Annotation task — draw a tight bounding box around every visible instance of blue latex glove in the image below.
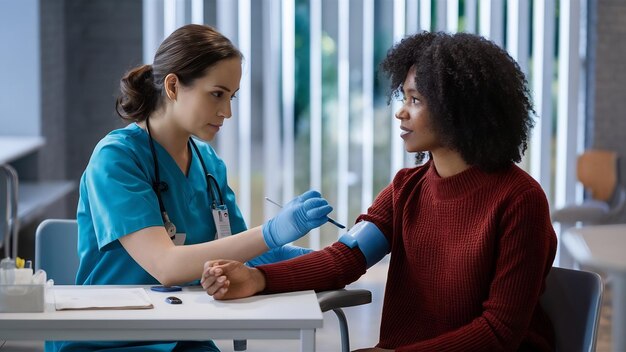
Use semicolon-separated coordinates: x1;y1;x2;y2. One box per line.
246;245;314;267
262;190;333;249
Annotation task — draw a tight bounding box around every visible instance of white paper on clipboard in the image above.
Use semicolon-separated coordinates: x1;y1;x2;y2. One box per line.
53;288;154;310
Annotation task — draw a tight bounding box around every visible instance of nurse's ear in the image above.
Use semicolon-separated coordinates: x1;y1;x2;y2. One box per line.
163;73;179;101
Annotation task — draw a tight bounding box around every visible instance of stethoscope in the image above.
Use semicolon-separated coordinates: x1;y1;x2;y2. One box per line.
145;117;224;238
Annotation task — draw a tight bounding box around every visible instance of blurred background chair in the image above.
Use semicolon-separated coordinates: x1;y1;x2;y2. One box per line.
552;150;626;267
0;164;19;259
35;219;372;351
540;266;603;352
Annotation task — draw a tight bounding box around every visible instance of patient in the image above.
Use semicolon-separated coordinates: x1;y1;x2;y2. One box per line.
201;32;558;352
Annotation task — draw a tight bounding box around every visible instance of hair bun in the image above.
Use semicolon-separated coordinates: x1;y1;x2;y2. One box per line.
115;64;159;122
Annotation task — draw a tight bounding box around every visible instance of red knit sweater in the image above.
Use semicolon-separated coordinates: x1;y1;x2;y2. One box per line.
258;161;557;351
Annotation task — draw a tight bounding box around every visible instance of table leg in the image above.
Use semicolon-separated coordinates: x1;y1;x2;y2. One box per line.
300;328;316;352
613;275;626;352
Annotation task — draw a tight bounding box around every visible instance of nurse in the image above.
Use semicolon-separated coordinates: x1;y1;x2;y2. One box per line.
47;24;333;352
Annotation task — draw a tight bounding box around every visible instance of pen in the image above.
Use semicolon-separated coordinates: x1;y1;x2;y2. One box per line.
264;197;346;229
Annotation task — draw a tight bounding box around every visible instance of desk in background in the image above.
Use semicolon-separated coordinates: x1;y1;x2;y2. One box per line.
0;136;75;261
0;136;75;225
564;225;626;352
0;285;323;352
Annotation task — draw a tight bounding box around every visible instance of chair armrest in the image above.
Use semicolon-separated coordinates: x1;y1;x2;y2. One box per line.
316;289;372;312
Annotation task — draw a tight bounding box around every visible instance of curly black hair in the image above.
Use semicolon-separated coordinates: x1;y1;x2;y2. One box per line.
379;31;535;172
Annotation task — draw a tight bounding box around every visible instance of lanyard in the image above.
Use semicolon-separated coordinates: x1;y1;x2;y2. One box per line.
145;118;230;240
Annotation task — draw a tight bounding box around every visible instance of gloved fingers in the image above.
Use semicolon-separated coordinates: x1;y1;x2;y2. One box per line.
301;197;329;211
284;189;319;207
306;216;330;229
296;189;322;202
290;198;330;225
305;203;333;219
278;245;314;260
281;244;310;251
285;190;324;210
281;244;314;254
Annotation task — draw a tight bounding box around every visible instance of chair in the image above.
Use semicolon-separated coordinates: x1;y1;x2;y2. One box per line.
0;164;19;259
35;219;372;351
317;288;372;352
552;150;626;223
551;150;626;267
540;266;603;352
35;219;80;284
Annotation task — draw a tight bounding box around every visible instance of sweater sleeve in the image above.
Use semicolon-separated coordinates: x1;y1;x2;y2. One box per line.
258;171;408;293
393;187;557;352
257;242;367;293
357;169;407;245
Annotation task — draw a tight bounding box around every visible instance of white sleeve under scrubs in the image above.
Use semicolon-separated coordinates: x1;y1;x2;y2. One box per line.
48;123;247;352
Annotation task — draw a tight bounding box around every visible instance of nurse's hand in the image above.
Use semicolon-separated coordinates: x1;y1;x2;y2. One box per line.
201;260;265;300
262;190;332;248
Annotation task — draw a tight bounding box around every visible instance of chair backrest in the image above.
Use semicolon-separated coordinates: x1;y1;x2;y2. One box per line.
577;150;618;202
540;266;603;352
35;219;80;285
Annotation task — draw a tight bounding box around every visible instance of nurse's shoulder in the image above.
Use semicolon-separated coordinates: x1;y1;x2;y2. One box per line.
89;124;147;163
82;123;153;183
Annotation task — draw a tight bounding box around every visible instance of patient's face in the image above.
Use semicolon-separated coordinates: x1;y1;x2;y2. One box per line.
394;67;440;153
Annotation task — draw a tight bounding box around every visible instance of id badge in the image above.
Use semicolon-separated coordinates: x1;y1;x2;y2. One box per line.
171;233;186;246
212;204;232;239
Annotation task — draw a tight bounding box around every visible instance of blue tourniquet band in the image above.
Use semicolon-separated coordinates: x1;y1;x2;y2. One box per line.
338;221;390;268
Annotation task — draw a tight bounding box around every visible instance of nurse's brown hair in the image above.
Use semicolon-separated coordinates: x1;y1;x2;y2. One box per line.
115;24;242;122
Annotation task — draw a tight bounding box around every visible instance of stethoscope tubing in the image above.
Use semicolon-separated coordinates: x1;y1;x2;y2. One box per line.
145;118;225;234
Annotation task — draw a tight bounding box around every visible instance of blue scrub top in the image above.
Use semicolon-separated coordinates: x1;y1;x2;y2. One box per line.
75;123;247;286
48;123;245;352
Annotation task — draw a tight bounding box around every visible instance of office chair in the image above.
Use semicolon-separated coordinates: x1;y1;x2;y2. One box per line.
540;266;603;352
551;150;626;267
35;219;372;351
0;164;19;259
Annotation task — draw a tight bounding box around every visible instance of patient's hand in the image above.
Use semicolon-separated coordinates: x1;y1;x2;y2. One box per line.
201;260;266;300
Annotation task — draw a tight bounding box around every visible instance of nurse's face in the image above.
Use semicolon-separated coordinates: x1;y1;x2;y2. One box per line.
171;57;242;141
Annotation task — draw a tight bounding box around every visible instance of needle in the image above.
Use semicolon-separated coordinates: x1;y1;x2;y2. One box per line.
264;197;346;229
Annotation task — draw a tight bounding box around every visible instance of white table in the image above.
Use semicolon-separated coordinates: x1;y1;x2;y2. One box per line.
563;225;626;352
0;285;323;352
